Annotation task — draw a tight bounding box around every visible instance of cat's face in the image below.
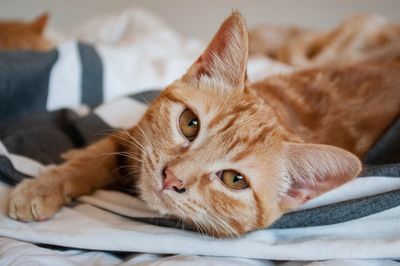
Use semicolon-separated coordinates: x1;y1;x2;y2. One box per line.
126;13;361;237
0;13;51;51
136;81;287;236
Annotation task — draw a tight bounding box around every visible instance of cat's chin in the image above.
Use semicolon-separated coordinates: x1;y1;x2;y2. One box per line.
141;190;168;214
139;180;177;216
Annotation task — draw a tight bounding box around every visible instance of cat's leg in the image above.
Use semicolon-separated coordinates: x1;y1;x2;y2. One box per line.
8;136;122;222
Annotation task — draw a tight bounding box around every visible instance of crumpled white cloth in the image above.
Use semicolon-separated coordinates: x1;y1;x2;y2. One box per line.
1;237;399;266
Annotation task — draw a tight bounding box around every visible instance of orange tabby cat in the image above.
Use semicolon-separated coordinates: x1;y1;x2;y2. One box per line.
8;13;400;237
0;13;52;51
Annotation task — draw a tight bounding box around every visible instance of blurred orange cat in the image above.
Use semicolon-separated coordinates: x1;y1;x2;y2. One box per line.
0;13;52;51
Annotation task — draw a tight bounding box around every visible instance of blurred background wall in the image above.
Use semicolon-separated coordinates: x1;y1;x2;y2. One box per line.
0;0;399;39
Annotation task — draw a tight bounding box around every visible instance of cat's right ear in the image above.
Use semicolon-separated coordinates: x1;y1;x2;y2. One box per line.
182;12;249;90
31;13;49;35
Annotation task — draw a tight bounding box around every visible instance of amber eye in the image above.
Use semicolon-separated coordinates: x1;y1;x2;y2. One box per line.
179;109;200;141
219;170;249;190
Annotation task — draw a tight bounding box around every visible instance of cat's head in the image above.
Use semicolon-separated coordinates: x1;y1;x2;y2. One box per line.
127;12;361;237
0;13;52;51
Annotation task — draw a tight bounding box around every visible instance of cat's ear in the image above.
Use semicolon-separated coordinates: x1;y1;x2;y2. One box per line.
279;142;362;211
31;13;49;35
183;12;249;89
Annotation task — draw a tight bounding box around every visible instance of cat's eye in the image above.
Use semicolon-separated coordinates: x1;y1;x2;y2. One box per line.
218;170;249;190
179;109;200;141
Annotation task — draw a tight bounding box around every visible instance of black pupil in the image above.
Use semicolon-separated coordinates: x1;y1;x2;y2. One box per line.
188;119;198;127
233;174;242;183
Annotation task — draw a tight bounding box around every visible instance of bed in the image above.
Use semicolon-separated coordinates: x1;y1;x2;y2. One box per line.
1;8;400;265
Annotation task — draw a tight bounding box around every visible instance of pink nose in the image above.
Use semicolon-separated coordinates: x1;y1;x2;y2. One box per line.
163;167;186;193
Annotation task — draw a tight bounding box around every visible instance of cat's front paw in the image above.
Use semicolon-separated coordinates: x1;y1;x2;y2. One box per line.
8;179;67;222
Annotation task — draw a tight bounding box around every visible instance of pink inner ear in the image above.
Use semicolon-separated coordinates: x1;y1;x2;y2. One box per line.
279;142;362;212
282;177;333;210
200;27;230;65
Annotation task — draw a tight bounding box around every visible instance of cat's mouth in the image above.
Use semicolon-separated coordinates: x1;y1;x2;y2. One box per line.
149;188;181;217
139;156;184;215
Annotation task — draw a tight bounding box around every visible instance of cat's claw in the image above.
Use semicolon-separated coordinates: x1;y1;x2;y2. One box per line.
8;179;66;222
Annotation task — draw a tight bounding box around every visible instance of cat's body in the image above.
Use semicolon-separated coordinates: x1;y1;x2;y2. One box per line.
253;63;400;157
8;13;400;237
0;13;52;51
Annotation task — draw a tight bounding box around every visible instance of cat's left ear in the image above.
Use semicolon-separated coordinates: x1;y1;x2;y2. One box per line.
279;142;362;212
31;13;49;35
183;12;249;89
